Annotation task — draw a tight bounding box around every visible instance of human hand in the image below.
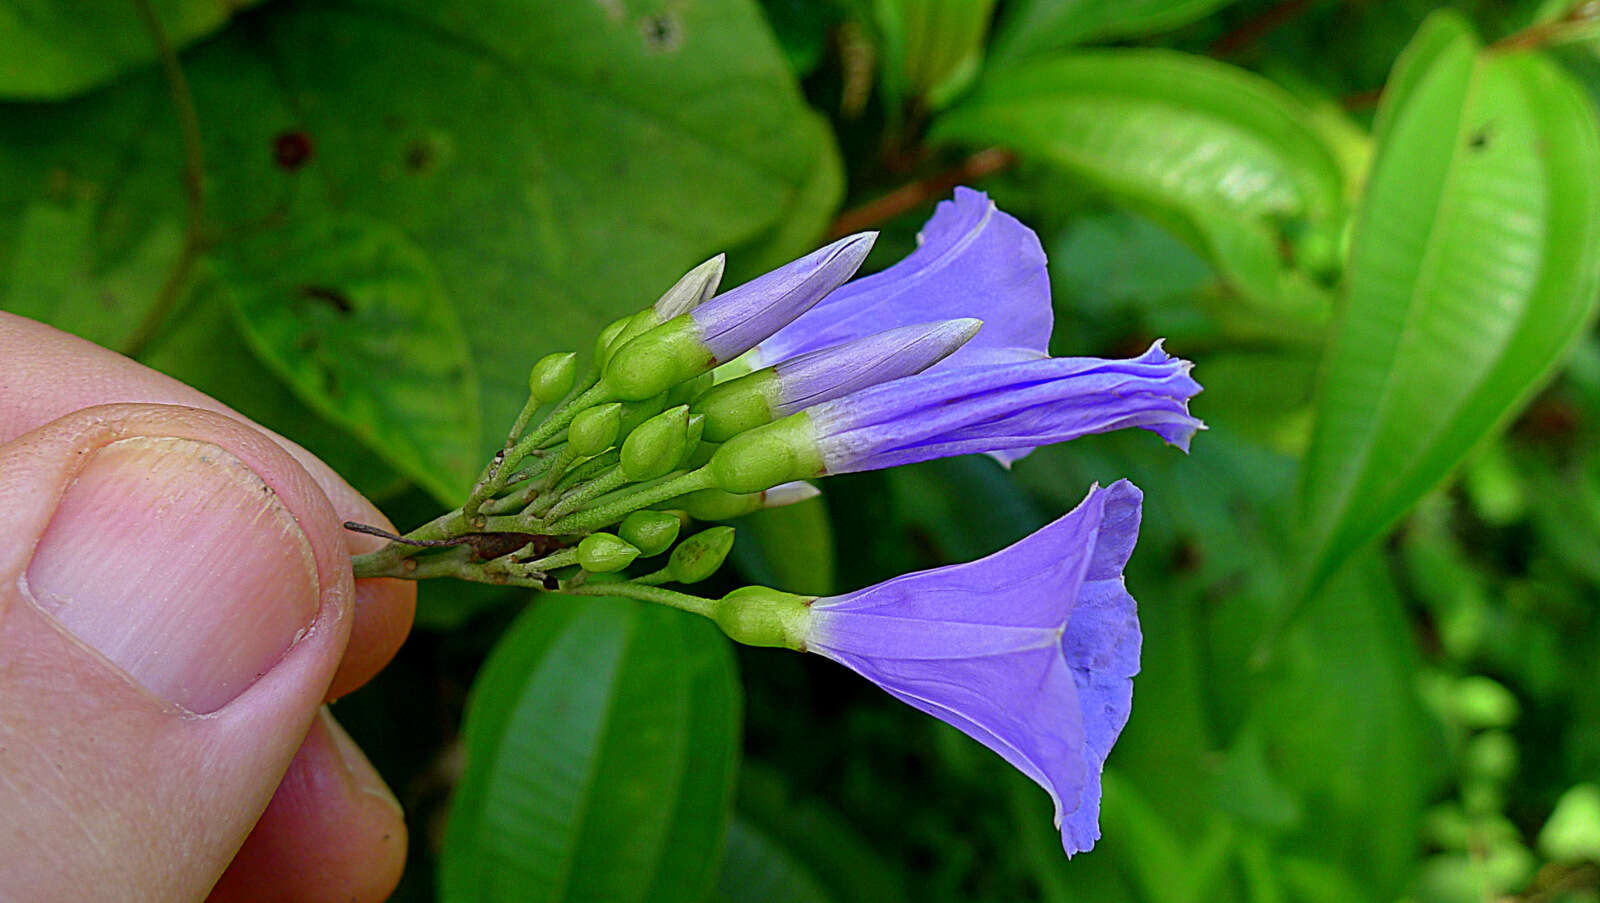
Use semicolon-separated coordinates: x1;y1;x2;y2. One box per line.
0;312;416;901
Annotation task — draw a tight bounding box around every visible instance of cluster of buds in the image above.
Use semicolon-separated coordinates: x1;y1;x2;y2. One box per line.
350;189;1203;855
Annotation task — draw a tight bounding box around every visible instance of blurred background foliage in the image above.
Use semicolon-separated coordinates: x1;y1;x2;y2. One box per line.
6;0;1600;900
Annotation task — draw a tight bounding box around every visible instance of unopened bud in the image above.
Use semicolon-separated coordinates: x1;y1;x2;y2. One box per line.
678;488;761;521
654;254;726;320
680;413;706;467
528;352;578;403
568;402;623;457
713;586;811;650
694;369;779;442
595;314;633;364
762;481;820;508
576;533;640;573
602;316;713;401
621;405;690;482
705;413;823;494
618;510;681;557
668;526;736;583
665;370;715;408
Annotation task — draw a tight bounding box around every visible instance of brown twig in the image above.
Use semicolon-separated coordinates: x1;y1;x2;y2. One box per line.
1492;0;1600;51
1209;0;1320;58
124;0;209;359
827;147;1015;238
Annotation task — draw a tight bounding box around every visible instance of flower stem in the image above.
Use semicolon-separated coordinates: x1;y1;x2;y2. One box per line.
559;581;715;618
543;468;714;535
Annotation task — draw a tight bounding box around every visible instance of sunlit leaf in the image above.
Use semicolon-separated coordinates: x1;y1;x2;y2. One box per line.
935;50;1345;317
0;0;264;99
990;0;1243;64
1298;11;1600;597
442;595;741;903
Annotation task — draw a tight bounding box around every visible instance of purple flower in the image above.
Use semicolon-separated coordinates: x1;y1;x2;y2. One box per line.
807;341;1202;475
805;480;1144;855
770;319;982;415
751;187;1053;370
693;232;877;364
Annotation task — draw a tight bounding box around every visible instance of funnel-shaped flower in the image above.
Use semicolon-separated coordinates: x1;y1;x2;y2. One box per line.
751;187;1052;370
806;480;1143;855
703;341;1201;493
808;342;1201;474
604;232;876;401
695;318;982;442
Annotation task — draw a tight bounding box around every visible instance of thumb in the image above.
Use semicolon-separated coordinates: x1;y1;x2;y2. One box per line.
0;404;355;901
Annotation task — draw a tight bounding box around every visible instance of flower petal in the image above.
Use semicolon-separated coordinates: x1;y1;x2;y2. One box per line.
754;188;1052;369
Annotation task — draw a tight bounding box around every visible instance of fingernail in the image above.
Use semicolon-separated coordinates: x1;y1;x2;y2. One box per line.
320;707;404;817
24;436;319;713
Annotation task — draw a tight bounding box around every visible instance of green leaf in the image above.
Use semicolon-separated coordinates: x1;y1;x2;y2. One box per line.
218;213;480;502
734;763;909;903
730;495;837;595
2;0;842;497
991;0;1244;64
875;0;1000;110
0;192;177;349
1297;11;1600;597
1249;555;1437;896
934;50;1346;317
712;818;838;903
442;595;741;903
0;0;264;99
138;275;407;502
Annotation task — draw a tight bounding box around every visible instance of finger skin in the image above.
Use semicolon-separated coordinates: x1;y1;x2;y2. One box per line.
1;312;415;900
0;405;355;900
0;311;414;699
207;708;407;903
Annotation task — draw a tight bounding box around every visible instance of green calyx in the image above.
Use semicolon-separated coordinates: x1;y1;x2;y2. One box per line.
618;510;682;557
705;413;823;494
576;533;640;573
713;586;812;650
568;402;623;457
693;368;779;442
667;526;736;583
622;405;691;481
527;351;578;403
677;487;763;521
601;315;714;401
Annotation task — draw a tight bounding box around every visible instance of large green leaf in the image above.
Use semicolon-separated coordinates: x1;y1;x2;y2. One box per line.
218;214;479;502
712;818;837;903
1297;11;1600;597
990;0;1243;64
934;50;1345;317
0;0;264;99
1;0;842;502
441;595;741;903
875;0;999;110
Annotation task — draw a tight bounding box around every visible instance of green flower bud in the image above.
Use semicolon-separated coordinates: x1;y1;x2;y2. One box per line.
667;526;736;583
568;402;623;457
595;314;633;364
576;533;640;573
603;309;661;367
621;405;690;482
693;369;779;442
664;370;715;408
618;392;669;437
618;510;681;557
602;316;713;401
679;412;706;467
705;413;823;494
713;586;811;650
527;351;578;403
678;488;762;521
